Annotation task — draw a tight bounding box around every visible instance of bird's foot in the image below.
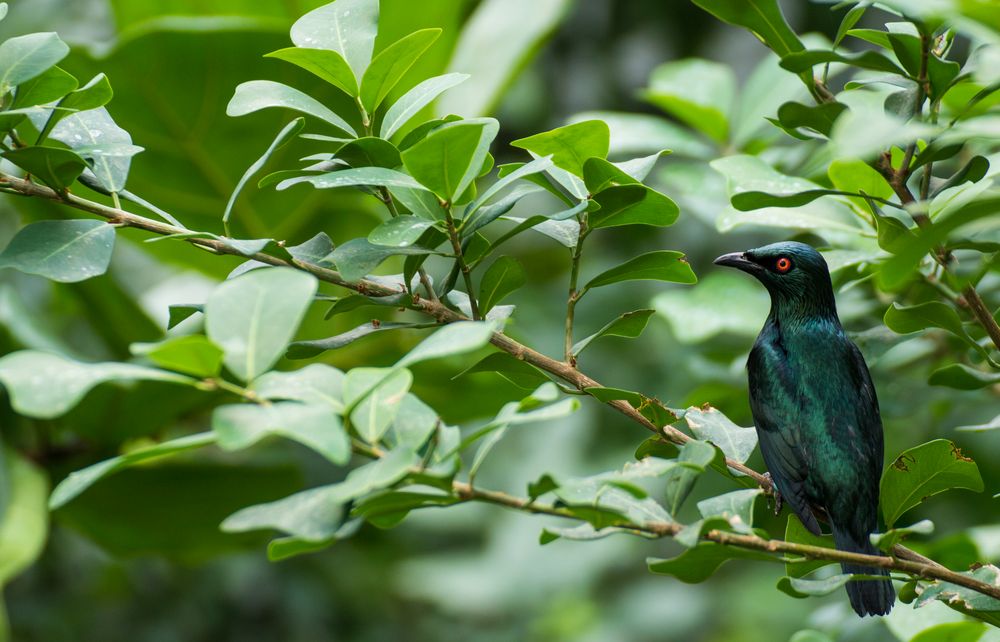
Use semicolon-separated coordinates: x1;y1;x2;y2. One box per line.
762;472;783;515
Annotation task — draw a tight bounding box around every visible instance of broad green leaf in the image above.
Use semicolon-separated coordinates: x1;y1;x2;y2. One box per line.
928;364;1000;390
0;32;69;90
582;156;639;193
368;216;435;247
572;309;655;357
832;90;936;161
336;137;401;169
131;335;224;378
653;271;769;344
389;394;440;451
589;184;679;228
884;302;979;349
205;267;318;382
780;49;906;76
397;321;494;368
359;28;441;112
288;322;432;359
278;166;423;192
0;220;114;283
264;47;358;96
691;0;804;58
458;352;549;390
465;155;553;221
0;350;193;419
252;364;345;413
330;237;435;281
511;120;609;178
224;117;305;227
789;631;834;642
777;573;892;599
914;564;1000;615
213;402;349;464
35;73;113;143
664;440;718;515
642;58;735;142
379;72;469;139
48;433;216;509
697;488;762;530
12;65;77;109
880;439;984;528
584;251;697;290
571;110;713;158
227;80;357;137
1;146;87;190
684;405;758;465
351;369;413;444
290;0;379;79
478;256;526;314
0;450;48;586
168;304;202;330
828;157;895;204
648;542;776;583
435;0;573;117
774;100;847;137
871;519;934;551
222;448;419;541
401;118;498;202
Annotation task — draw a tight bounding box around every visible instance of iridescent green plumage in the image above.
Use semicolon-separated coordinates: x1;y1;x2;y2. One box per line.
715;241;894;617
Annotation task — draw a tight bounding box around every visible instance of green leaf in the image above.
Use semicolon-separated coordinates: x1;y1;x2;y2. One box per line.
290;0;379;79
0;219;114;283
664;440;718;514
653;271;769;344
697;488;762;530
213;401;349;465
352;490;458;528
49;433;215;509
224;117;305;228
691;0;804;58
457;352;549;390
648;542;776;583
584;251;696;290
478;256;526;314
870;519;934;551
168;304;202;330
884;302;980;350
397;321;494;368
434;0;573;117
330;237;434;281
222;448;418;541
35;73;114;143
780;49;907;76
350;369;413;444
880;439;984;528
379;73;469;139
828;157;895;204
0;450;48;585
572;309;654;357
1;145;87;190
684;405;758;466
774;100;847;137
336;137;401;169
401;118;498;202
251;364;345;413
928;364;1000;390
359;28;441;112
227;80;357;137
465;155;553;222
784;514;835;578
914;564;1000;615
12;65;77;109
367;216;435;247
511;120;609;178
264;47;358;96
288;322;431;360
389;394;440;451
0;32;69;90
131;335;224;378
589;184;679;228
642;58;735;143
777;573;893;599
205;267;318;382
278;166;423;192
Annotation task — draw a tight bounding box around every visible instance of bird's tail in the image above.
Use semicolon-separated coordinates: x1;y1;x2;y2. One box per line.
832;525;895;616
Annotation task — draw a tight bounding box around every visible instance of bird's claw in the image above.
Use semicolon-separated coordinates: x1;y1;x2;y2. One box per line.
763;472;783;515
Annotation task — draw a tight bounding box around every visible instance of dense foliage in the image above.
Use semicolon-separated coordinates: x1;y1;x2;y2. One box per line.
0;0;999;640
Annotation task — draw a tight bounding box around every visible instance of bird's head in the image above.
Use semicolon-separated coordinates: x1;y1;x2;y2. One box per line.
714;241;837;319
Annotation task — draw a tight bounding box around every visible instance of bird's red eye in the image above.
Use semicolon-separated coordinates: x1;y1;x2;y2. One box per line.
775;257;792;273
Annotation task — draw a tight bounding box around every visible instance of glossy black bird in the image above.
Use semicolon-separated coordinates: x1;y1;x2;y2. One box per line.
714;241;894;617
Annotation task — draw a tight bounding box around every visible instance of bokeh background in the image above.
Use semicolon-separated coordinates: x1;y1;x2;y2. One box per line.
1;1;997;641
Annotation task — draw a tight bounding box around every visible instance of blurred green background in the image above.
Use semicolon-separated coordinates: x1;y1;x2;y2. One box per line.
1;1;997;641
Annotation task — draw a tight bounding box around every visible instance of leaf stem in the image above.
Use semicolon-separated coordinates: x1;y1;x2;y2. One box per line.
443;204;480;319
378;186;438;301
564;217;588;365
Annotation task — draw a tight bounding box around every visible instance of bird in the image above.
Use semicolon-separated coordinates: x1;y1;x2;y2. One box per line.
714;241;894;617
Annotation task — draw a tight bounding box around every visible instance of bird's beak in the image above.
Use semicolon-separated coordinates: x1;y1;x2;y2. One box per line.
713;252;758;272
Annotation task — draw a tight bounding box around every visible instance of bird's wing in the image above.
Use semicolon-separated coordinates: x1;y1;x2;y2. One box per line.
747;343;823;536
